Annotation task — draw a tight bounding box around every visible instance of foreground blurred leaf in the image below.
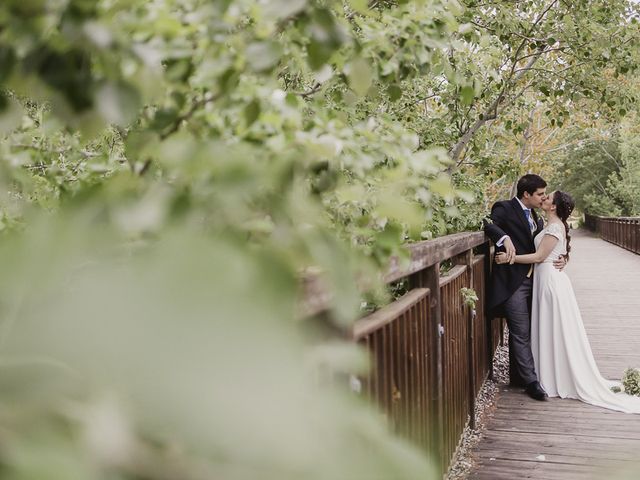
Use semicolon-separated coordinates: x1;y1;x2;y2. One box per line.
96;81;141;127
0;216;436;479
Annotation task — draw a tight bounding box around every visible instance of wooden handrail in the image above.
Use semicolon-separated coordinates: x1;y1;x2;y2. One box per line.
588;215;640;221
352;288;430;340
439;264;468;287
384;232;486;283
584;213;640;255
300;232;488;317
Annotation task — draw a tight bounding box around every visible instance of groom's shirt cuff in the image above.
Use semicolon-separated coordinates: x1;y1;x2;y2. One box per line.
496;235;509;247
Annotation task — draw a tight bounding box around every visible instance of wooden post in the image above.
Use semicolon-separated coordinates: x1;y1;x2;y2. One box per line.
454;249;477;429
410;264;444;475
479;241;495;379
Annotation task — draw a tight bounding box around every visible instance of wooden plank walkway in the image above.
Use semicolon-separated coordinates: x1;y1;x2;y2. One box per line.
468;228;640;480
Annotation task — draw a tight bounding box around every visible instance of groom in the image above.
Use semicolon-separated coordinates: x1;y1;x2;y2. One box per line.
484;174;564;401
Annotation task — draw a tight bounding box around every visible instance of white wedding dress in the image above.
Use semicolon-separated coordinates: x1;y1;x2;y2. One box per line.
531;222;640;413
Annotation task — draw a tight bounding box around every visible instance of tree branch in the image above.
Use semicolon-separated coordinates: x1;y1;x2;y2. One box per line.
11;143;102;158
160;93;217;140
519;107;536;165
297;82;322;99
448;51;543;165
514;46;567;63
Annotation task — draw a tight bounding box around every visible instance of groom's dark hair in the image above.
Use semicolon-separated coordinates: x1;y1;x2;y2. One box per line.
516;174;547;198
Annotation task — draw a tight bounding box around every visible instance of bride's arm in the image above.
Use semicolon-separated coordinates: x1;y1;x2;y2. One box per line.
496;235;559;265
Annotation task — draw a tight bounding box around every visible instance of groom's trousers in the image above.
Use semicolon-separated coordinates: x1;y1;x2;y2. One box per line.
502;277;537;385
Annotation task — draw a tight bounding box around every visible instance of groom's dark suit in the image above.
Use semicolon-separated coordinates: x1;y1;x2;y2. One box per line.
484;197;544;385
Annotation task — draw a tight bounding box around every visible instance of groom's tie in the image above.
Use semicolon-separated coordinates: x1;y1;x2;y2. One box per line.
524;208;535;278
524;208;536;233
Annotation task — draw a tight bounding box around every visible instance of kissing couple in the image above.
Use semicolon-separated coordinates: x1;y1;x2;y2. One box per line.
484;174;640;413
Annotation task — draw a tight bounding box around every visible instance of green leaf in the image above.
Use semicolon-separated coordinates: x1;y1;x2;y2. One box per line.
244;100;261;126
460;86;475;105
307;40;330;70
376;221;403;249
246;41;282;72
429;175;454;199
0;46;16;84
125;130;159;162
387;84;402;101
262;0;307;21
306;8;344;70
376;194;423;228
347;0;369;14
96;81;141;127
347;57;373;97
164;58;193;82
150;108;178;131
0;94;23;134
218;68;240;95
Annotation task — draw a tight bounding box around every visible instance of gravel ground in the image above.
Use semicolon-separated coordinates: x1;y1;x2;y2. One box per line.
445;329;510;480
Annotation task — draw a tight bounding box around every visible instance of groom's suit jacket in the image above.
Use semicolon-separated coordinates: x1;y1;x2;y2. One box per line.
484;197;544;314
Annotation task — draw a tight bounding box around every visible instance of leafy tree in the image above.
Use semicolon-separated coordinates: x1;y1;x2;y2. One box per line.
608;116;640;215
444;0;640;166
553;135;623;215
550;74;640;216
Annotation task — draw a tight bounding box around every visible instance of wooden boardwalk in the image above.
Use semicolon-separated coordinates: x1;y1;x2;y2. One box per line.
468;228;640;480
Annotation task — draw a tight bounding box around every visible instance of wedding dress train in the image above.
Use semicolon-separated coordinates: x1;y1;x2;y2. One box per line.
531;222;640;413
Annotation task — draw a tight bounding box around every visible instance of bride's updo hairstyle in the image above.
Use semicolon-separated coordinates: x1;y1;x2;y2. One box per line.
553;190;575;260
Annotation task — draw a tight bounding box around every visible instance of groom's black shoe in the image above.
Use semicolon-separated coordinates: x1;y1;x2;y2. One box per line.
525;381;548;401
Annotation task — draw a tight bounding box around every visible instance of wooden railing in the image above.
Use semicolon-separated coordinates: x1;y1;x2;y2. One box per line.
584;213;640;255
350;232;502;475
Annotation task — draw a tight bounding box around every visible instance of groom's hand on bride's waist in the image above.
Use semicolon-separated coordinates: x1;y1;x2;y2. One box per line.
553;255;567;271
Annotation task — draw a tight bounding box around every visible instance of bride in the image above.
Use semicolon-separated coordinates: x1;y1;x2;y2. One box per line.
496;191;640;414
